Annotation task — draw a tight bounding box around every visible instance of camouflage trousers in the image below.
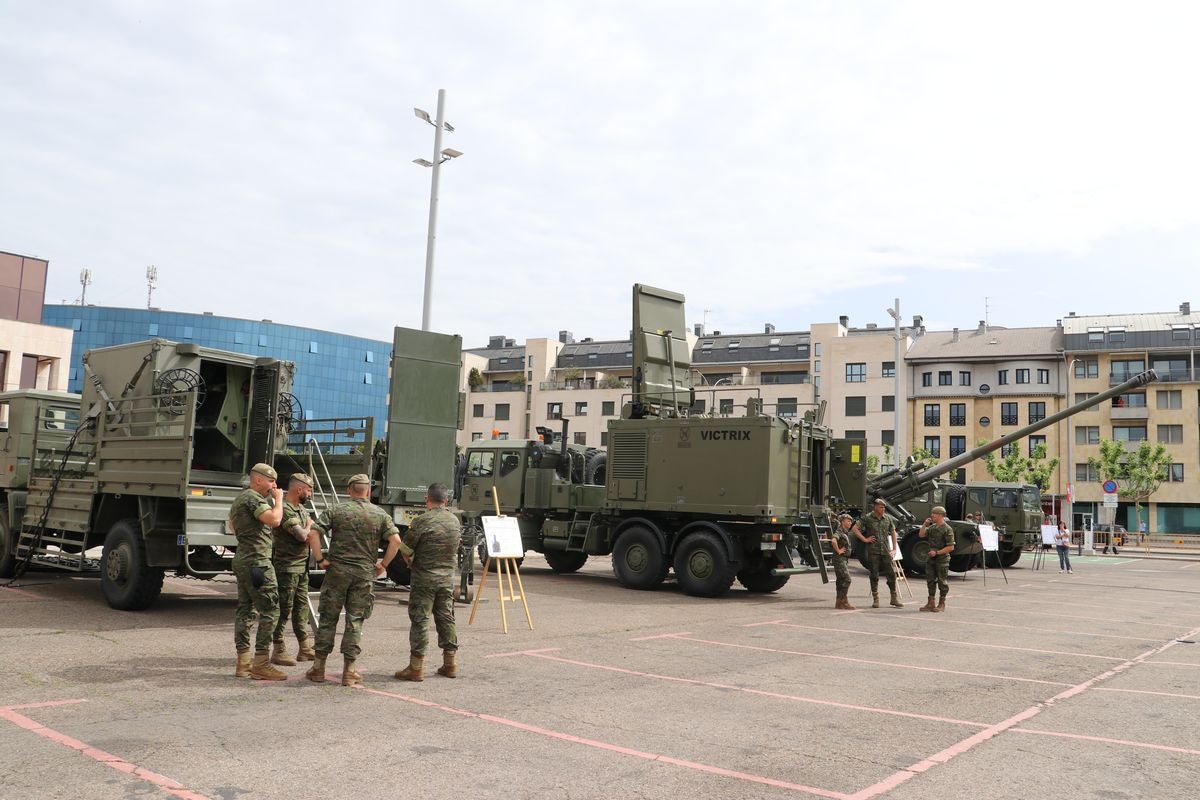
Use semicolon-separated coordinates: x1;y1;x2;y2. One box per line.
832;557;851;594
313;568;375;660
408;579;457;658
233;560;279;653
926;557;950;597
866;548;898;593
272;568;311;643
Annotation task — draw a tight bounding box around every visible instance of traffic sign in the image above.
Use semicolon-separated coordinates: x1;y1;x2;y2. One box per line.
1102;479;1118;494
1103;493;1118;508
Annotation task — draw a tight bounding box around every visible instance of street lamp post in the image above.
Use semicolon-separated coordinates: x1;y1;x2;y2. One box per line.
412;90;463;332
886;299;904;467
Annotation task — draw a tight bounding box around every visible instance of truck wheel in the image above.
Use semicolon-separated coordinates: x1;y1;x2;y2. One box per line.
948;553;975;573
585;452;607;485
945;485;967;520
736;559;790;593
673;531;738;597
899;535;928;578
101;519;165;610
999;549;1022;568
611;526;668;589
0;504;16;578
544;550;588;574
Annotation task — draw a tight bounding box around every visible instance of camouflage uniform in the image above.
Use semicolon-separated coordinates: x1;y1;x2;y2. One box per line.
857;512;899;594
229;488;280;653
923;521;956;598
403;507;461;657
272;501;312;644
831;528;852;596
312;497;403;660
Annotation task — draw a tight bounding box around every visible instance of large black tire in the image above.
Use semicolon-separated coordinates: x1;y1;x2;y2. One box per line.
944;485;967;520
899;534;928;577
984;551;1002;569
0;504;16;579
999;548;1022;568
611;525;669;589
673;530;739;598
736;556;790;593
477;539;523;571
948;553;976;573
543;550;589;574
100;519;165;610
584;452;607;486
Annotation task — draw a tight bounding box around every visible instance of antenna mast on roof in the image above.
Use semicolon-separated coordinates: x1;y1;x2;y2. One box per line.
146;265;158;309
984;296;991;334
79;269;92;305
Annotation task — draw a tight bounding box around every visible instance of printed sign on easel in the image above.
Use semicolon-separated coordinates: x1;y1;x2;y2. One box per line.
979;524;999;552
482;515;524;559
468;515;534;633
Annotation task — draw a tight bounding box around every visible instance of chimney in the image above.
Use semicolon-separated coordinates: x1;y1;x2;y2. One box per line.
952;328;960;343
694;323;703;336
504;338;515;348
838;315;849;328
866;323;877;329
558;330;574;344
912;314;923;328
713;330;721;336
977;320;986;333
488;335;505;349
1068;311;1076;317
1182;302;1191;315
764;323;775;334
1055;319;1062;328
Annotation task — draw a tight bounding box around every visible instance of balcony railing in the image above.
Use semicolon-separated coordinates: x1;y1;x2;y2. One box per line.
1000;415;1019;425
949;415;967;426
923;415;940;426
469;384;525;393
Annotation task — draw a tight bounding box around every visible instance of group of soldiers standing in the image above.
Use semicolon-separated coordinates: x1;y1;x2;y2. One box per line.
828;498;956;613
227;463;461;686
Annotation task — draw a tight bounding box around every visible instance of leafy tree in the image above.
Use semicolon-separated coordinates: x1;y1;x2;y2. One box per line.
510;374;526;387
467;367;484;389
1087;439;1172;521
599;374;626;389
867;454;880;473
979;439;1059;490
909;445;939;467
1023;442;1060;492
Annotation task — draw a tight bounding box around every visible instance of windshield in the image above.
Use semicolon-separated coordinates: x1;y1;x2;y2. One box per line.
992;489;1017;509
1020;487;1041;512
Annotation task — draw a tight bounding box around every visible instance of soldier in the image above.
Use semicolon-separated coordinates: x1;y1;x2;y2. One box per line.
228;463;286;680
305;474;405;687
851;498;904;609
270;473;318;666
395;482;461;682
831;513;856;610
918;505;956;612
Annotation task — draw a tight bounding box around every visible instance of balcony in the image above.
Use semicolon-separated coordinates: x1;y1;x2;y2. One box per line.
1153;368;1195;383
949;415;967;426
470;384;525;393
1110;405;1149;420
1000;415;1018;426
923;415;940;426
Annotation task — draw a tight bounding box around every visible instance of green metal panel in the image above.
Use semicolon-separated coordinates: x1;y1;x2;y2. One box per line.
631;284;692;414
385;327;463;500
827;438;868;507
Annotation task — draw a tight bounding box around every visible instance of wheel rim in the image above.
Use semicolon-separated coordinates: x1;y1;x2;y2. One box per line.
106;543;131;586
685;547;715;580
625;543;649;573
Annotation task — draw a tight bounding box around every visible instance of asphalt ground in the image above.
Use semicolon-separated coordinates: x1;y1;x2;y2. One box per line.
2;552;1199;800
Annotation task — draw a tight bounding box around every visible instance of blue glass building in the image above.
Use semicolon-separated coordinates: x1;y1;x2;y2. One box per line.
42;305;391;429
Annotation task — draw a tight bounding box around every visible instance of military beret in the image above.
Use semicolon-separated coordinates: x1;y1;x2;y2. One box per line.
873;498;885;506
347;473;371;487
250;463;278;480
931;505;947;515
290;473;313;488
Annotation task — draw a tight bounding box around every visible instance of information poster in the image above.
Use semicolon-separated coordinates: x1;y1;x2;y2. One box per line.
481;516;524;558
1041;524;1058;546
979;524;999;553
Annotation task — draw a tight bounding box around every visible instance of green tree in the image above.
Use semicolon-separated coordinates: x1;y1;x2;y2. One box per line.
599;374;625;389
867;454;880;473
909;445;939;466
467;367;484;389
1087;439;1172;521
1023;442;1060;491
981;438;1026;482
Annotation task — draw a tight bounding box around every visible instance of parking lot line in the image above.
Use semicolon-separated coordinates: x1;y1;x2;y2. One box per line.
1095;686;1200;701
1008;727;1200;755
356;685;848;799
519;650;991;727
893;615;1159;643
763;621;1128;661
947;604;1187;630
0;700;210;800
0;585;47;601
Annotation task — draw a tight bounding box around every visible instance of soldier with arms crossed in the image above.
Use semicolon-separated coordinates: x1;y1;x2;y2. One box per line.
228;463;286;680
831;513;856;610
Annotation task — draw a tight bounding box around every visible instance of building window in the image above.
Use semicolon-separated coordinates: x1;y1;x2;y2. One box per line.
1029;435;1046;456
71;318;82;331
1112;392;1146;408
1157;390;1182;409
528;355;534;366
182;326;193;339
497;432;509;440
259;334;268;347
1076;463;1099;482
923;436;941;458
148;323;159;335
602;401;616;416
1015;368;1030;384
574;432;587;445
998;370;1008;385
1000;402;1018;426
778;397;798;418
1111;359;1145;381
1076;426;1100;445
959;371;971;386
923;403;941;426
1037;368;1050;384
1074;392;1097;405
309;341;319;354
814;343;821;357
547;402;562;420
846;396;866;416
690;399;706;415
797;344;810;359
1074;359;1099;379
1113;425;1147;442
1108;327;1126;343
363;372;372;384
921;372;932;387
845;429;866;439
472;404;484;418
1171;325;1191;341
719;398;734;415
365;351;374;363
471;432;482;441
881;429;895;446
575;402;588;416
938;371;952;386
495;404;511;421
814;361;820;373
949;436;967;457
1087;328;1104;343
949;403;966;426
882;395;895;413
1001;442;1016;457
1157;424;1183;444
600;432;609;447
1028;402;1046;423
882;361;895;378
846;363;866;382
235;331;247;344
1170;463;1185;482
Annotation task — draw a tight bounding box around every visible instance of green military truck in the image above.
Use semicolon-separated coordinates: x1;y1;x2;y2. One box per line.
903;481;1043;569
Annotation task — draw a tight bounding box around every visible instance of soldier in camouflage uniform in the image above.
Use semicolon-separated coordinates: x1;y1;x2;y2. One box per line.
305;473;405;687
270;473;317;666
228;463;286;680
918;505;956;613
831;513;856;610
852;498;904;609
395;482;461;682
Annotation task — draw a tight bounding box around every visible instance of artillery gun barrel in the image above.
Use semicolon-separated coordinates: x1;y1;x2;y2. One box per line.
910;369;1158;485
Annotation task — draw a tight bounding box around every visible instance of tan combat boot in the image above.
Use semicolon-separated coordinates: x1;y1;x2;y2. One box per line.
296;637;316;662
934;595;947;613
249;651;287;681
436;650;457;679
871;591;880;609
919;596;936;612
306;654;328;683
842;594;856;611
889;590;904;608
341;659;363;687
834;593;845;609
270;640;297;666
234;649;252;678
394;654;424;682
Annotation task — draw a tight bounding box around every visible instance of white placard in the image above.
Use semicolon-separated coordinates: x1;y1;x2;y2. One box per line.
481;515;524;558
1041;524;1058;546
979;524;999;552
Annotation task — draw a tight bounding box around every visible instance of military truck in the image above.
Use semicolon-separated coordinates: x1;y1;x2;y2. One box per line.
903;481;1043;569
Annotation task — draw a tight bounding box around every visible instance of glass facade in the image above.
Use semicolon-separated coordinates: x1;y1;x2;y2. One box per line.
43;305;392;428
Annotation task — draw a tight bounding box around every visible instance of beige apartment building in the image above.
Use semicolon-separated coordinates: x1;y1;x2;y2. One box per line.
0;251;72;406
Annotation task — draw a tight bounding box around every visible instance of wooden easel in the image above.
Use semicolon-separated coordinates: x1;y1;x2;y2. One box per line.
467;487;533;633
891;544;912;599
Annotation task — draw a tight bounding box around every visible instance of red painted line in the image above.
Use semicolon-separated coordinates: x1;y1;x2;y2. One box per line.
0;702;210;800
482;647;560;659
766;621;1126;661
524;651;990;728
1010;727;1200;756
1096;686;1200;701
742;619;789;627
629;632;691;641
1138;660;1200;668
672;635;1071;687
0;585;46;600
358;685;847;798
3;699;86;712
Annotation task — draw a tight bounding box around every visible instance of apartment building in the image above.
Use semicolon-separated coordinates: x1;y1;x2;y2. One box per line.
0;251;72;401
1063;304;1200;533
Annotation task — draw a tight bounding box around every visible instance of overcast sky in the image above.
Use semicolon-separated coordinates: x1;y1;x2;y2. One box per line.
3;1;1198;347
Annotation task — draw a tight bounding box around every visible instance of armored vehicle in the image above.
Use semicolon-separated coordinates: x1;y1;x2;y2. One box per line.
903;481;1043;568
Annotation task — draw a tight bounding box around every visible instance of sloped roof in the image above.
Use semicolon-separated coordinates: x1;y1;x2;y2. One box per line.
907;326;1063;362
